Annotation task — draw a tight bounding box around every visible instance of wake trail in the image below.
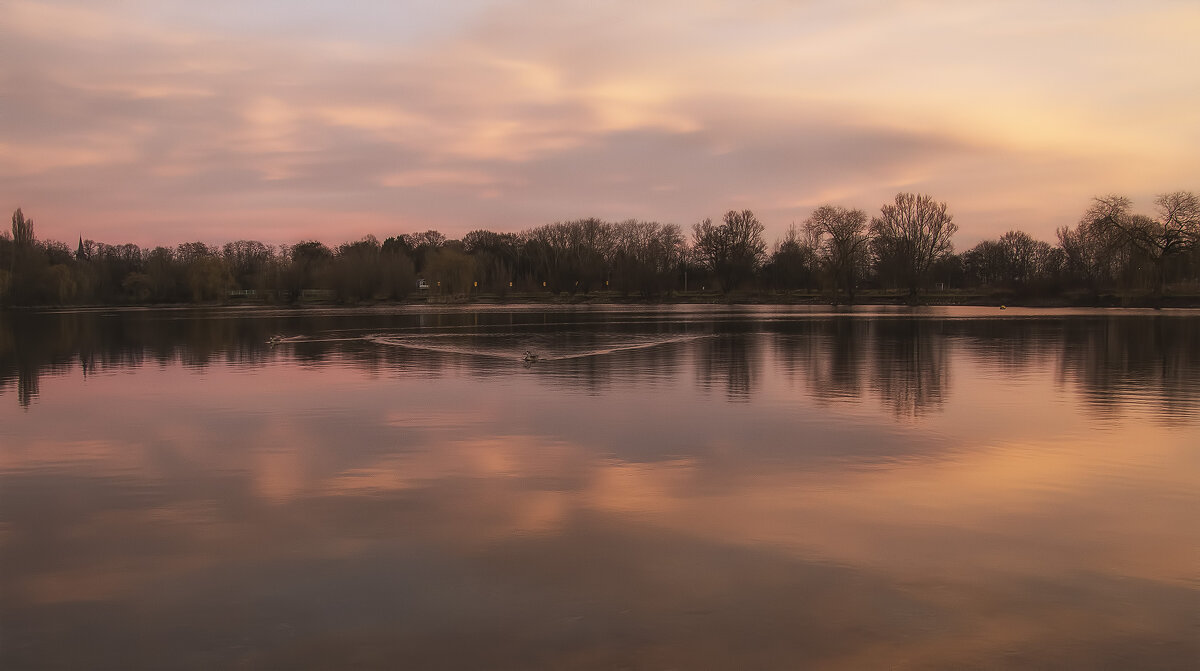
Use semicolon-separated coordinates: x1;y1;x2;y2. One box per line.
362;333;710;361
271;336;366;344
364;335;517;360
545;334;711;360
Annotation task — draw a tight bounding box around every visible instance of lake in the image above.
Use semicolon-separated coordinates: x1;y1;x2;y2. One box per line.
1;305;1197;669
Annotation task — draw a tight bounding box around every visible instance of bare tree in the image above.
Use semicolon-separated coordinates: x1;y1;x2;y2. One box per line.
1083;192;1200;297
1157;191;1200;239
403;230;446;274
522;222;575;292
463;229;519;294
962;239;1005;287
870;193;958;301
610;220;685;295
564;218;614;293
222;240;275;292
691;209;766;291
805;205;870;301
965;231;1057;290
424;243;475;296
763;224;817;291
1057;216;1118;294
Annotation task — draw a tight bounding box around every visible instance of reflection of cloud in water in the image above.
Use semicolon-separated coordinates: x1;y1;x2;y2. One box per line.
2;306;1200;667
3;407;1195;667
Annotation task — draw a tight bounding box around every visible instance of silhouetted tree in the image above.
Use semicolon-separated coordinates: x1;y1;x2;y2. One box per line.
609;220;685;295
998;231;1042;287
691;209;766;291
522;223;570;292
143;246;182;301
564;218;613;293
870;193;958;301
930;252;964;292
965;231;1057;291
382;235;415;258
287;241;333;301
380;238;417;299
7;208;44;304
962;240;1004;288
1084;192;1200;297
223;240;275;292
424;242;475;295
762;224;817;291
1057;215;1119;294
11;208;34;249
332;235;384;302
403;230;446;273
180;245;232;302
805;205;870;301
6;190;1197;307
463;229;520;294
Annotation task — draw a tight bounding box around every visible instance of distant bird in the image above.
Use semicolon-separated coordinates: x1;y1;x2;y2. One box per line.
523;350;539;363
268;335;284;345
1000;305;1007;310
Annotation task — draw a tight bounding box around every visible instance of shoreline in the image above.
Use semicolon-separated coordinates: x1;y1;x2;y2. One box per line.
6;290;1200;311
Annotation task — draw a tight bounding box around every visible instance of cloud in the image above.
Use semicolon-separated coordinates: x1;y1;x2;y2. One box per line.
2;0;1197;247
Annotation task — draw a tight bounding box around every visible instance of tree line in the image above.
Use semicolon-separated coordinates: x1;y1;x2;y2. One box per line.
2;191;1197;306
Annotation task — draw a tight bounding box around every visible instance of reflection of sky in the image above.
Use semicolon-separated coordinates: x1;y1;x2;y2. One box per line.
3;1;1199;247
2;319;1197;667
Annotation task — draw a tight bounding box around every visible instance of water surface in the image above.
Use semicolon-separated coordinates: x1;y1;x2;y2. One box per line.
1;306;1197;669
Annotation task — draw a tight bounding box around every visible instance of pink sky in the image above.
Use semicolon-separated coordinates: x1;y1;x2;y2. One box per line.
2;0;1198;249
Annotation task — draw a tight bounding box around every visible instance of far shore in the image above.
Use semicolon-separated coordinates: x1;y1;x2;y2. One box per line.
7;289;1200;311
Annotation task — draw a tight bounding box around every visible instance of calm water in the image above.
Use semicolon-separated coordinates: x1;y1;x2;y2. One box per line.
1;305;1197;669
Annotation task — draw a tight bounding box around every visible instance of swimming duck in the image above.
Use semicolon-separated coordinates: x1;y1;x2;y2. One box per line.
268;335;284;345
523;350;539;363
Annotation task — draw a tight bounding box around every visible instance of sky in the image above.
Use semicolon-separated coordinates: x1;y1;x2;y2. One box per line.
2;0;1198;249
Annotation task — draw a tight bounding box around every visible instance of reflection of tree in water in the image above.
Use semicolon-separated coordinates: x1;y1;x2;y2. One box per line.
772;318;867;402
695;332;756;402
0;310;292;407
1;312;117;408
952;319;1062;374
868;319;950;418
1056;316;1200;422
771;317;947;417
0;308;707;405
950;316;1200;422
16;366;40;407
4;309;1198;421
